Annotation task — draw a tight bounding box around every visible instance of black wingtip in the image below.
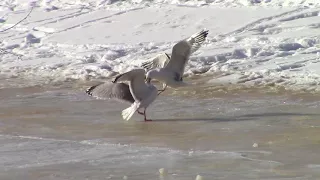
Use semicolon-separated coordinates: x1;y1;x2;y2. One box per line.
141;61;149;69
86;84;99;96
193;29;209;41
201;29;209;37
112;73;123;83
165;53;171;60
200;29;208;34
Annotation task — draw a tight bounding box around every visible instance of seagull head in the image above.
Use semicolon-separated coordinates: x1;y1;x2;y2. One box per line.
145;69;161;83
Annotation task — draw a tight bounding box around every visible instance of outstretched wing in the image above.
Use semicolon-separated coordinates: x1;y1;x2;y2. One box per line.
189;29;209;54
112;69;146;83
165;29;209;78
112;69;149;102
86;82;134;104
141;29;208;73
141;53;171;71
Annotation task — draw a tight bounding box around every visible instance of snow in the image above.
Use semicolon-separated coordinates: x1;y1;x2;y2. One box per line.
1;0;320;91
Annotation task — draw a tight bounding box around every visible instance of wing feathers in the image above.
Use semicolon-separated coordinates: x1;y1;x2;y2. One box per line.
188;29;209;54
141;53;171;71
112;69;146;83
164;29;209;76
112;68;149;102
86;82;134;103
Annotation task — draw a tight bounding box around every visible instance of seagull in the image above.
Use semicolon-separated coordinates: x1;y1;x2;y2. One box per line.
86;69;158;122
142;29;209;95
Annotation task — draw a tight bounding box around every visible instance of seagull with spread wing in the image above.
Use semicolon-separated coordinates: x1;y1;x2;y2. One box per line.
142;29;209;95
86;69;157;122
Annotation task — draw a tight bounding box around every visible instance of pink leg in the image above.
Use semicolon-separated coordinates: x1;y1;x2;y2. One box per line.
144;108;152;122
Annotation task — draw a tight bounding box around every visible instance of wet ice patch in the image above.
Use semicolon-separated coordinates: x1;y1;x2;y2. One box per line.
308;164;320;169
1;135;264;171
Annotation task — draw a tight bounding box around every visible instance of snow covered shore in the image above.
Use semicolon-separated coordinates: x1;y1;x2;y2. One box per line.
1;0;320;91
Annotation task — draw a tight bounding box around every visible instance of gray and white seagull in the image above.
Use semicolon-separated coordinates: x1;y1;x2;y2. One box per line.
86;69;157;122
142;29;209;95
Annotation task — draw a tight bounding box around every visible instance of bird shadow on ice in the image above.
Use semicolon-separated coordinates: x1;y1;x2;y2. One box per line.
151;117;252;122
240;112;319;118
151;112;318;122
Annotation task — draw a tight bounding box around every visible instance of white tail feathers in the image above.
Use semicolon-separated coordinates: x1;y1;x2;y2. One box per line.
121;102;139;121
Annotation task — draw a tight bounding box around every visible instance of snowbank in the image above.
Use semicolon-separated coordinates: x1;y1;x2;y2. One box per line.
1;0;320;91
